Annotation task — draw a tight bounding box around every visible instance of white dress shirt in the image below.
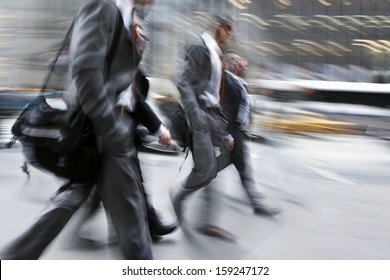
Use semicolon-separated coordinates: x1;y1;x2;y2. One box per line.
116;0;133;34
115;0;136;112
115;0;166;137
201;32;223;108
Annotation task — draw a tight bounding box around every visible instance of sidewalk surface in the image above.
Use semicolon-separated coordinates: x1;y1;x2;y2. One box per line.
0;134;390;259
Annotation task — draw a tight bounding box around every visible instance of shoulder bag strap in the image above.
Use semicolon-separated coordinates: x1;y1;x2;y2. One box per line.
40;19;75;95
40;3;124;95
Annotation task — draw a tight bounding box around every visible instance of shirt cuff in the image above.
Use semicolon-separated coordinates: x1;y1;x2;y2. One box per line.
117;83;136;112
154;124;167;137
222;134;234;142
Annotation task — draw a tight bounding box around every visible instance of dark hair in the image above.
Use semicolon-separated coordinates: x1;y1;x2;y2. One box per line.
225;50;247;72
213;14;233;29
226;50;246;63
226;49;245;58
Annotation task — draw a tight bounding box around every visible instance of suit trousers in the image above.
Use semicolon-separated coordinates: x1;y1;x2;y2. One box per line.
175;110;231;206
231;129;264;207
0;182;93;259
199;128;263;225
0;115;153;260
96;113;152;259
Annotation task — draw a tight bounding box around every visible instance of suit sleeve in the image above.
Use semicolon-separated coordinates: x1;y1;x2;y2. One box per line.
70;1;119;136
133;95;162;134
236;82;250;127
176;44;207;129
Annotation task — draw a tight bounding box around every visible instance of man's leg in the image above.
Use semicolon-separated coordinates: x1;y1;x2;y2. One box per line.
98;119;153;259
136;154;177;238
232;130;264;207
232;130;280;216
197;121;233;223
0;182;93;259
144;190;177;239
171;125;218;225
196;118;236;241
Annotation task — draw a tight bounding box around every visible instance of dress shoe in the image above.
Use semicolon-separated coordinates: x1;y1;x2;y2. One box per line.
254;204;281;217
151;234;163;242
198;224;236;242
148;208;178;241
149;220;178;236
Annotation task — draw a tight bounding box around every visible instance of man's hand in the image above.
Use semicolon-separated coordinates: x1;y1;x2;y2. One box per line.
158;130;171;147
223;135;235;151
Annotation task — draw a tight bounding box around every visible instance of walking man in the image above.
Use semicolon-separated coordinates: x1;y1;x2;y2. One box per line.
170;15;235;229
0;0;157;260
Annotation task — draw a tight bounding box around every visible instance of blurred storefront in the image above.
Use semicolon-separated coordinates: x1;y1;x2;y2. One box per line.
1;0;390;88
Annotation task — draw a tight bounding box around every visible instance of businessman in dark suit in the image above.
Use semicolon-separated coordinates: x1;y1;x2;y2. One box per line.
223;52;281;216
72;70;177;244
0;0;157;260
64;0;158;259
198;51;281;240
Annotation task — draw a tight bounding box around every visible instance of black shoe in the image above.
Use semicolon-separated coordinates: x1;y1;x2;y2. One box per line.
151;234;163;243
149;220;178;236
254;204;281;217
148;207;178;236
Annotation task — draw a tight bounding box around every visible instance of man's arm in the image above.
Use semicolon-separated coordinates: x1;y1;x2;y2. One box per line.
134;95;171;146
133;94;162;134
236;82;250;127
226;72;250;127
70;1;120;136
176;44;207;129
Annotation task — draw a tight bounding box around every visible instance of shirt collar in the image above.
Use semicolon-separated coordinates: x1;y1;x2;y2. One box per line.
226;70;248;86
201;32;222;57
116;0;133;33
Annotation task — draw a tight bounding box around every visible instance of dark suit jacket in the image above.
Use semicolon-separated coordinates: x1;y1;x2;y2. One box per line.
223;71;251;169
176;34;231;142
67;0;141;138
223;71;249;131
132;71;162;134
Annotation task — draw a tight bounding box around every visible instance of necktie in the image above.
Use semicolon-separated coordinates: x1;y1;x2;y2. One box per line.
131;8;145;55
131;8;139;48
219;58;226;109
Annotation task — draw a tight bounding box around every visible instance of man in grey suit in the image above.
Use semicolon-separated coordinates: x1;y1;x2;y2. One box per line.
197;51;281;241
0;0;155;260
170;15;235;229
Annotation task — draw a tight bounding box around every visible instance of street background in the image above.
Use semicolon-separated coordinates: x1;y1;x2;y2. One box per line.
1;129;390;259
1;0;390;260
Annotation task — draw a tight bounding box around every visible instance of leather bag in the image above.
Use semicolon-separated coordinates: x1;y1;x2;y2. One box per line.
10;5;123;184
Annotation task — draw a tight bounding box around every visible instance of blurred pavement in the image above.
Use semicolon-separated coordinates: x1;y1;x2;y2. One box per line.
1;132;390;259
